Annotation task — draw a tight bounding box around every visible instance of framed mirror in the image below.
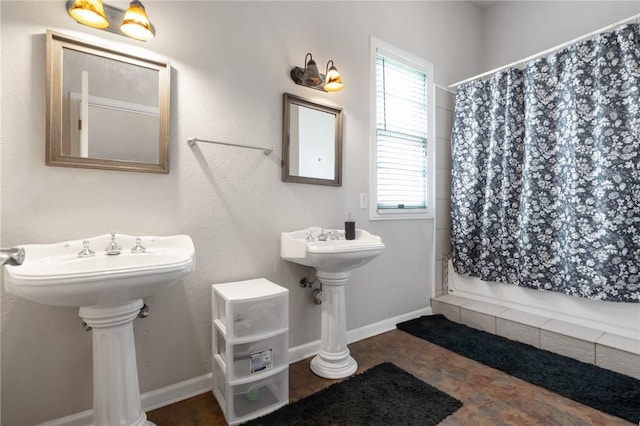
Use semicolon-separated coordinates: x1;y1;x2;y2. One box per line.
282;93;343;186
46;30;171;173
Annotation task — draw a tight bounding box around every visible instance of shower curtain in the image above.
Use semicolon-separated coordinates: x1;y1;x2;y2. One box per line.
451;23;639;303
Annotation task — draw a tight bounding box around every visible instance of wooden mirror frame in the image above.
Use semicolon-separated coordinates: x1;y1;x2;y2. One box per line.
46;30;171;173
282;93;343;187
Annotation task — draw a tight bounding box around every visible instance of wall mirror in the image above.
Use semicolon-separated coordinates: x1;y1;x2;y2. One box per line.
46;30;171;173
282;93;343;186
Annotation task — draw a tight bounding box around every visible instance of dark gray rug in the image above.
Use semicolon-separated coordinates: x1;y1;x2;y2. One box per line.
246;362;462;425
397;314;640;423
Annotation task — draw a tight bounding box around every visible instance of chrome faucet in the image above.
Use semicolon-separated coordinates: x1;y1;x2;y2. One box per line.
0;247;25;266
318;229;328;241
131;237;146;253
105;233;121;255
78;240;95;258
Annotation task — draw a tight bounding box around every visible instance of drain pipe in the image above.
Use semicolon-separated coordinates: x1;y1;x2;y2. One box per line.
138;303;150;318
300;276;322;305
299;277;317;288
312;288;322;305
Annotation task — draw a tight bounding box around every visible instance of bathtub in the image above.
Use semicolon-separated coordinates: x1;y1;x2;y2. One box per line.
447;260;640;340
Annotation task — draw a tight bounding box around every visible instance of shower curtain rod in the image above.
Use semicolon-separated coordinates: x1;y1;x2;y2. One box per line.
448;12;640;89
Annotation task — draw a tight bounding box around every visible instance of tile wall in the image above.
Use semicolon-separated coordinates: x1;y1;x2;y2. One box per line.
434;87;455;297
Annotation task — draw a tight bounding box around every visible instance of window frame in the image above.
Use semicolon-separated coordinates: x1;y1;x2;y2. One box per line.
369;36;435;221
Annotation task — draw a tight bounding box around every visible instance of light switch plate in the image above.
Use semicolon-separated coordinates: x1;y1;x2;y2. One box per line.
360;193;368;209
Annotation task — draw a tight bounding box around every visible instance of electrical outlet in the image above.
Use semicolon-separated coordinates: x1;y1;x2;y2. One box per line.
359;193;368;209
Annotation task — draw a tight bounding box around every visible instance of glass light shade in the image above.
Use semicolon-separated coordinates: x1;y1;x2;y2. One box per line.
67;0;110;29
324;65;344;92
302;58;323;86
120;0;155;41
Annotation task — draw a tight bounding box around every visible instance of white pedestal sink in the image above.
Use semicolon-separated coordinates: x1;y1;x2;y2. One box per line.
281;227;384;379
4;234;195;426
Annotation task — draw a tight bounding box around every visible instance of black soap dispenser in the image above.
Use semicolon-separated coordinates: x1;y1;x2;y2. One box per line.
345;213;356;240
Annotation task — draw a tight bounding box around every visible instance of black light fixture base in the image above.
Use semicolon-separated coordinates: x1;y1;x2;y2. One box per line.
290;67;327;92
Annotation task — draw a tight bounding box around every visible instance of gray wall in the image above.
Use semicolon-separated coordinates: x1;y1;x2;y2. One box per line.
1;2;483;424
481;1;639;70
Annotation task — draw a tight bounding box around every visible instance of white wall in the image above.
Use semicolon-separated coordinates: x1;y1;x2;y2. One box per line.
0;1;484;424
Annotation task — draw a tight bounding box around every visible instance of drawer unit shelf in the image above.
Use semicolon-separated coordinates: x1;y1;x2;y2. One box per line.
213;319;287;344
212;279;289;425
213;357;289;421
215;328;289;382
213;279;288;340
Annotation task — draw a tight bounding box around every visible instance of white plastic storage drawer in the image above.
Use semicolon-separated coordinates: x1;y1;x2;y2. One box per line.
213;359;288;425
215;329;288;381
213;279;288;339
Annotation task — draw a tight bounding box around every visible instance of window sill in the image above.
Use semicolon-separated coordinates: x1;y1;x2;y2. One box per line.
370;210;434;221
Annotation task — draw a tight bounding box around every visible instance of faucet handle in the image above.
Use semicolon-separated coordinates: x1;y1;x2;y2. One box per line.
78;240;95;258
329;230;339;240
305;231;315;242
131;237;146;253
105;233;121;255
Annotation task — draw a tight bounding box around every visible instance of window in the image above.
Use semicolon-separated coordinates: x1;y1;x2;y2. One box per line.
370;37;434;220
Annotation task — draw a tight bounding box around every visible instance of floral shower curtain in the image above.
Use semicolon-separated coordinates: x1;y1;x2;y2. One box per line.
451;23;639;303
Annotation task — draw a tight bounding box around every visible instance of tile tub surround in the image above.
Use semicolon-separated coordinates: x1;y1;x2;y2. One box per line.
432;295;640;380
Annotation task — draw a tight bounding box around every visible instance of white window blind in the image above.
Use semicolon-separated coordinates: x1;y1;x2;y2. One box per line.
375;53;429;211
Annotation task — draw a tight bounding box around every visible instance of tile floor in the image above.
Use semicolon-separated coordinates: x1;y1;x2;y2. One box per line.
147;329;634;426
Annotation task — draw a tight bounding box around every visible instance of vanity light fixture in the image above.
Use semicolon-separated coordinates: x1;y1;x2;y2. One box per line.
67;0;110;29
290;53;344;92
66;0;155;42
300;53;322;86
120;0;155;41
323;60;344;92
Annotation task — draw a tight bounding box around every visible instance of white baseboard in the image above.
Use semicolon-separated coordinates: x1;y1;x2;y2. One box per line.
39;307;431;426
141;373;213;412
38;408;93;426
38;374;213;426
288;306;432;363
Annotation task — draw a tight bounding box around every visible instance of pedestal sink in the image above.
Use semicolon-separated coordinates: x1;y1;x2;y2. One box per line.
4;234;195;426
281;227;384;379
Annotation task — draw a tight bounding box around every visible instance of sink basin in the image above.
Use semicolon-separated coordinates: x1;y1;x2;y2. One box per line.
281;227;385;273
3;233;195;426
281;226;384;380
4;234;195;307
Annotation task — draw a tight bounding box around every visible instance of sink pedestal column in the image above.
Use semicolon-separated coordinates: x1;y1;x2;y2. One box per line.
79;299;154;426
310;271;357;379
